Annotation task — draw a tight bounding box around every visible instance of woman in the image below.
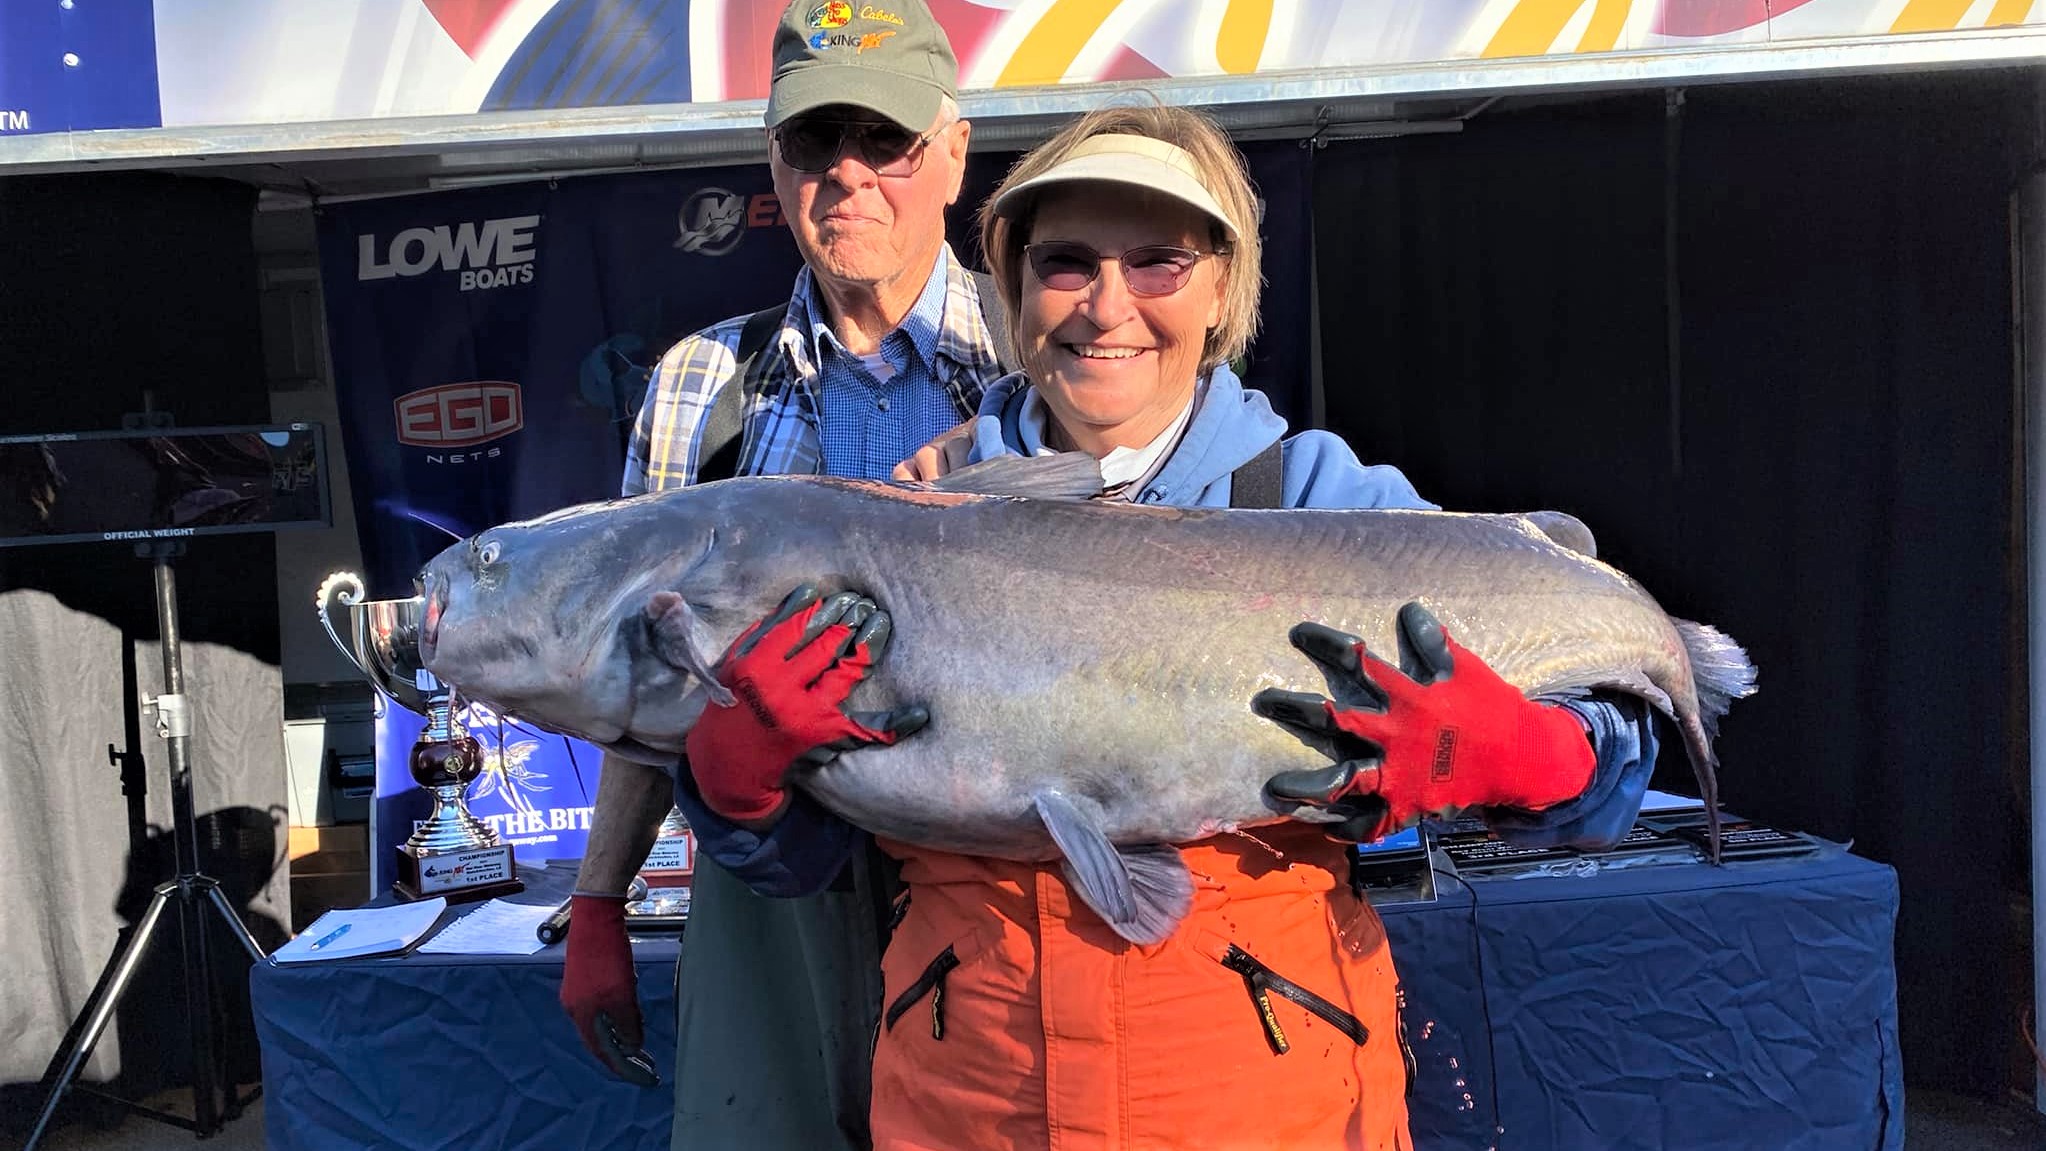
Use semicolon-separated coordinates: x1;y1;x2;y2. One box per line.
851;104;1658;1150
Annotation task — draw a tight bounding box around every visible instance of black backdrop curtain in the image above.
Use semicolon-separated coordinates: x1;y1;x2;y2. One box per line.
1312;71;2030;1094
0;172;290;1122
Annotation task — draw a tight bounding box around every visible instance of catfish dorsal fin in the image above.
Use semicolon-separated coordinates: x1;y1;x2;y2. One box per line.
1523;509;1599;558
928;453;1104;501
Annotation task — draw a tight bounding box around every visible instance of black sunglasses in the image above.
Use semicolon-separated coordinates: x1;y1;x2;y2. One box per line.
774;117;945;177
1023;241;1220;298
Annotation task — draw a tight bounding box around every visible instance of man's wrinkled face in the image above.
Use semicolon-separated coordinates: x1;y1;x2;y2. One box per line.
769;104;970;292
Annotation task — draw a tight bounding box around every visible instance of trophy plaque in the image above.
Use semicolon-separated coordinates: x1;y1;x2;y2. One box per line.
317;572;523;903
630;807;696;924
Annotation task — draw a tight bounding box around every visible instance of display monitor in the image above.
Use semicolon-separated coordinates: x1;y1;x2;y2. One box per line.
0;423;332;548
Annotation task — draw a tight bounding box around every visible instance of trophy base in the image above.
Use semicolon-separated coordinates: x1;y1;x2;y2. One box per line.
629;873;692;926
393;842;525;904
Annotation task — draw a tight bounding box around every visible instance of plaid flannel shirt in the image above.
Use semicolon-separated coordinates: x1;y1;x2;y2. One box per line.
622;244;1004;496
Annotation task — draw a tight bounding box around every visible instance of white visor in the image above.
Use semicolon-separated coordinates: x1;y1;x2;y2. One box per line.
991;133;1243;240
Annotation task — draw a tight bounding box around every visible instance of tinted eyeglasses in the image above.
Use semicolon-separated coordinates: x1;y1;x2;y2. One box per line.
1023;241;1220;298
774;117;946;177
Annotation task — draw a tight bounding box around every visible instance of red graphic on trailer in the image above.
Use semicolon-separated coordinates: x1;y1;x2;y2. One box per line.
421;0;523;55
1653;0;1822;37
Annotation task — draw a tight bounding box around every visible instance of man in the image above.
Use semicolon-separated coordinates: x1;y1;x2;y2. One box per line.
557;3;1008;1148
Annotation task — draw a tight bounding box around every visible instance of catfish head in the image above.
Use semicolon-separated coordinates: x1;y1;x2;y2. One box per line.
416;491;752;764
416;457;1105;762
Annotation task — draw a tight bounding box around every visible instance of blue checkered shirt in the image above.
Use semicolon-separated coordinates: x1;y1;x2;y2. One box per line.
624;246;1006;895
622;245;1003;495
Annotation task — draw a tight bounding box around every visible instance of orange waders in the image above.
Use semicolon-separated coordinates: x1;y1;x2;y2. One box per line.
869;826;1415;1151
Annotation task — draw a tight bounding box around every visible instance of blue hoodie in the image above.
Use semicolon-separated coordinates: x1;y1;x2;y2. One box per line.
971;368;1433;511
679;369;1656;894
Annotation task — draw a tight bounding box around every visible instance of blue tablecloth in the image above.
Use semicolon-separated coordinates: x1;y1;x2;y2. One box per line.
252;846;1903;1151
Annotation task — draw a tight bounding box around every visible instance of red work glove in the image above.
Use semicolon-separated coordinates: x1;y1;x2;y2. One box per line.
684;584;928;824
560;893;656;1085
1253;602;1595;842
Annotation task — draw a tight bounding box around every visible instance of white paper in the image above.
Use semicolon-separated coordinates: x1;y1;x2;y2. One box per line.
1640;788;1707;813
414;899;555;956
272;898;448;964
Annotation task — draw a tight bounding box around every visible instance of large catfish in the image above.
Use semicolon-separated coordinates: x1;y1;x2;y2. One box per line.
417;455;1756;944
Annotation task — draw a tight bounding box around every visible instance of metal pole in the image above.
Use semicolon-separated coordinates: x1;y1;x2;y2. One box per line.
152;554;223;1133
2020;168;2046;1117
156;556;198;876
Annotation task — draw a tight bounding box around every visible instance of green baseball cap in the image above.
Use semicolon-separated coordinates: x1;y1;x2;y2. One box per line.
766;0;959;133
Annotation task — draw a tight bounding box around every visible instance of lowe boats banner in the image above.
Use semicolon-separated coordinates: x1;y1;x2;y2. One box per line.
4;0;2043;139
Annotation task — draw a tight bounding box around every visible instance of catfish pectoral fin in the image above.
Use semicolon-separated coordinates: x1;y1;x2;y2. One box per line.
1035;790;1193;946
645;591;734;707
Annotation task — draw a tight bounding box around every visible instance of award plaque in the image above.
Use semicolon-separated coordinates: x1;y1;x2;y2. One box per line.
316;572;524;903
628;807;695;926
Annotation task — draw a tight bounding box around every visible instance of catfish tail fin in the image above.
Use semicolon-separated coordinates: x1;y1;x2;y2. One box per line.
1671;618;1758;866
1674;618;1758;739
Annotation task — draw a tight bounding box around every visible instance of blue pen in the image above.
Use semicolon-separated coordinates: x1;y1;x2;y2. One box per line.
306;922;353;952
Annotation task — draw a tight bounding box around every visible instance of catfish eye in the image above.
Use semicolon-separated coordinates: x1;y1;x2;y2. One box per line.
477;540;502;565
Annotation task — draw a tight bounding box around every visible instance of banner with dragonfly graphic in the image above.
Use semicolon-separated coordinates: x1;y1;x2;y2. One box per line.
372;699;610;888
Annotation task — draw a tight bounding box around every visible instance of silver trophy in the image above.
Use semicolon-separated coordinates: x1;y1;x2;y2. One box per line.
316;571;522;902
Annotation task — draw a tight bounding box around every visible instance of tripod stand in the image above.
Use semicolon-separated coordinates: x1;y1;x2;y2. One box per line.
23;543;267;1150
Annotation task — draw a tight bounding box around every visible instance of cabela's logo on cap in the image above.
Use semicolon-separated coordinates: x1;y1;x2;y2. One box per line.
808;1;851;29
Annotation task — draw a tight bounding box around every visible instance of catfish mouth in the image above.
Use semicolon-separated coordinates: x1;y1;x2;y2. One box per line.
419;573;446;664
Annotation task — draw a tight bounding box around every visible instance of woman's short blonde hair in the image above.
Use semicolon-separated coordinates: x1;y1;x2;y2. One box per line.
979;104;1263;376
